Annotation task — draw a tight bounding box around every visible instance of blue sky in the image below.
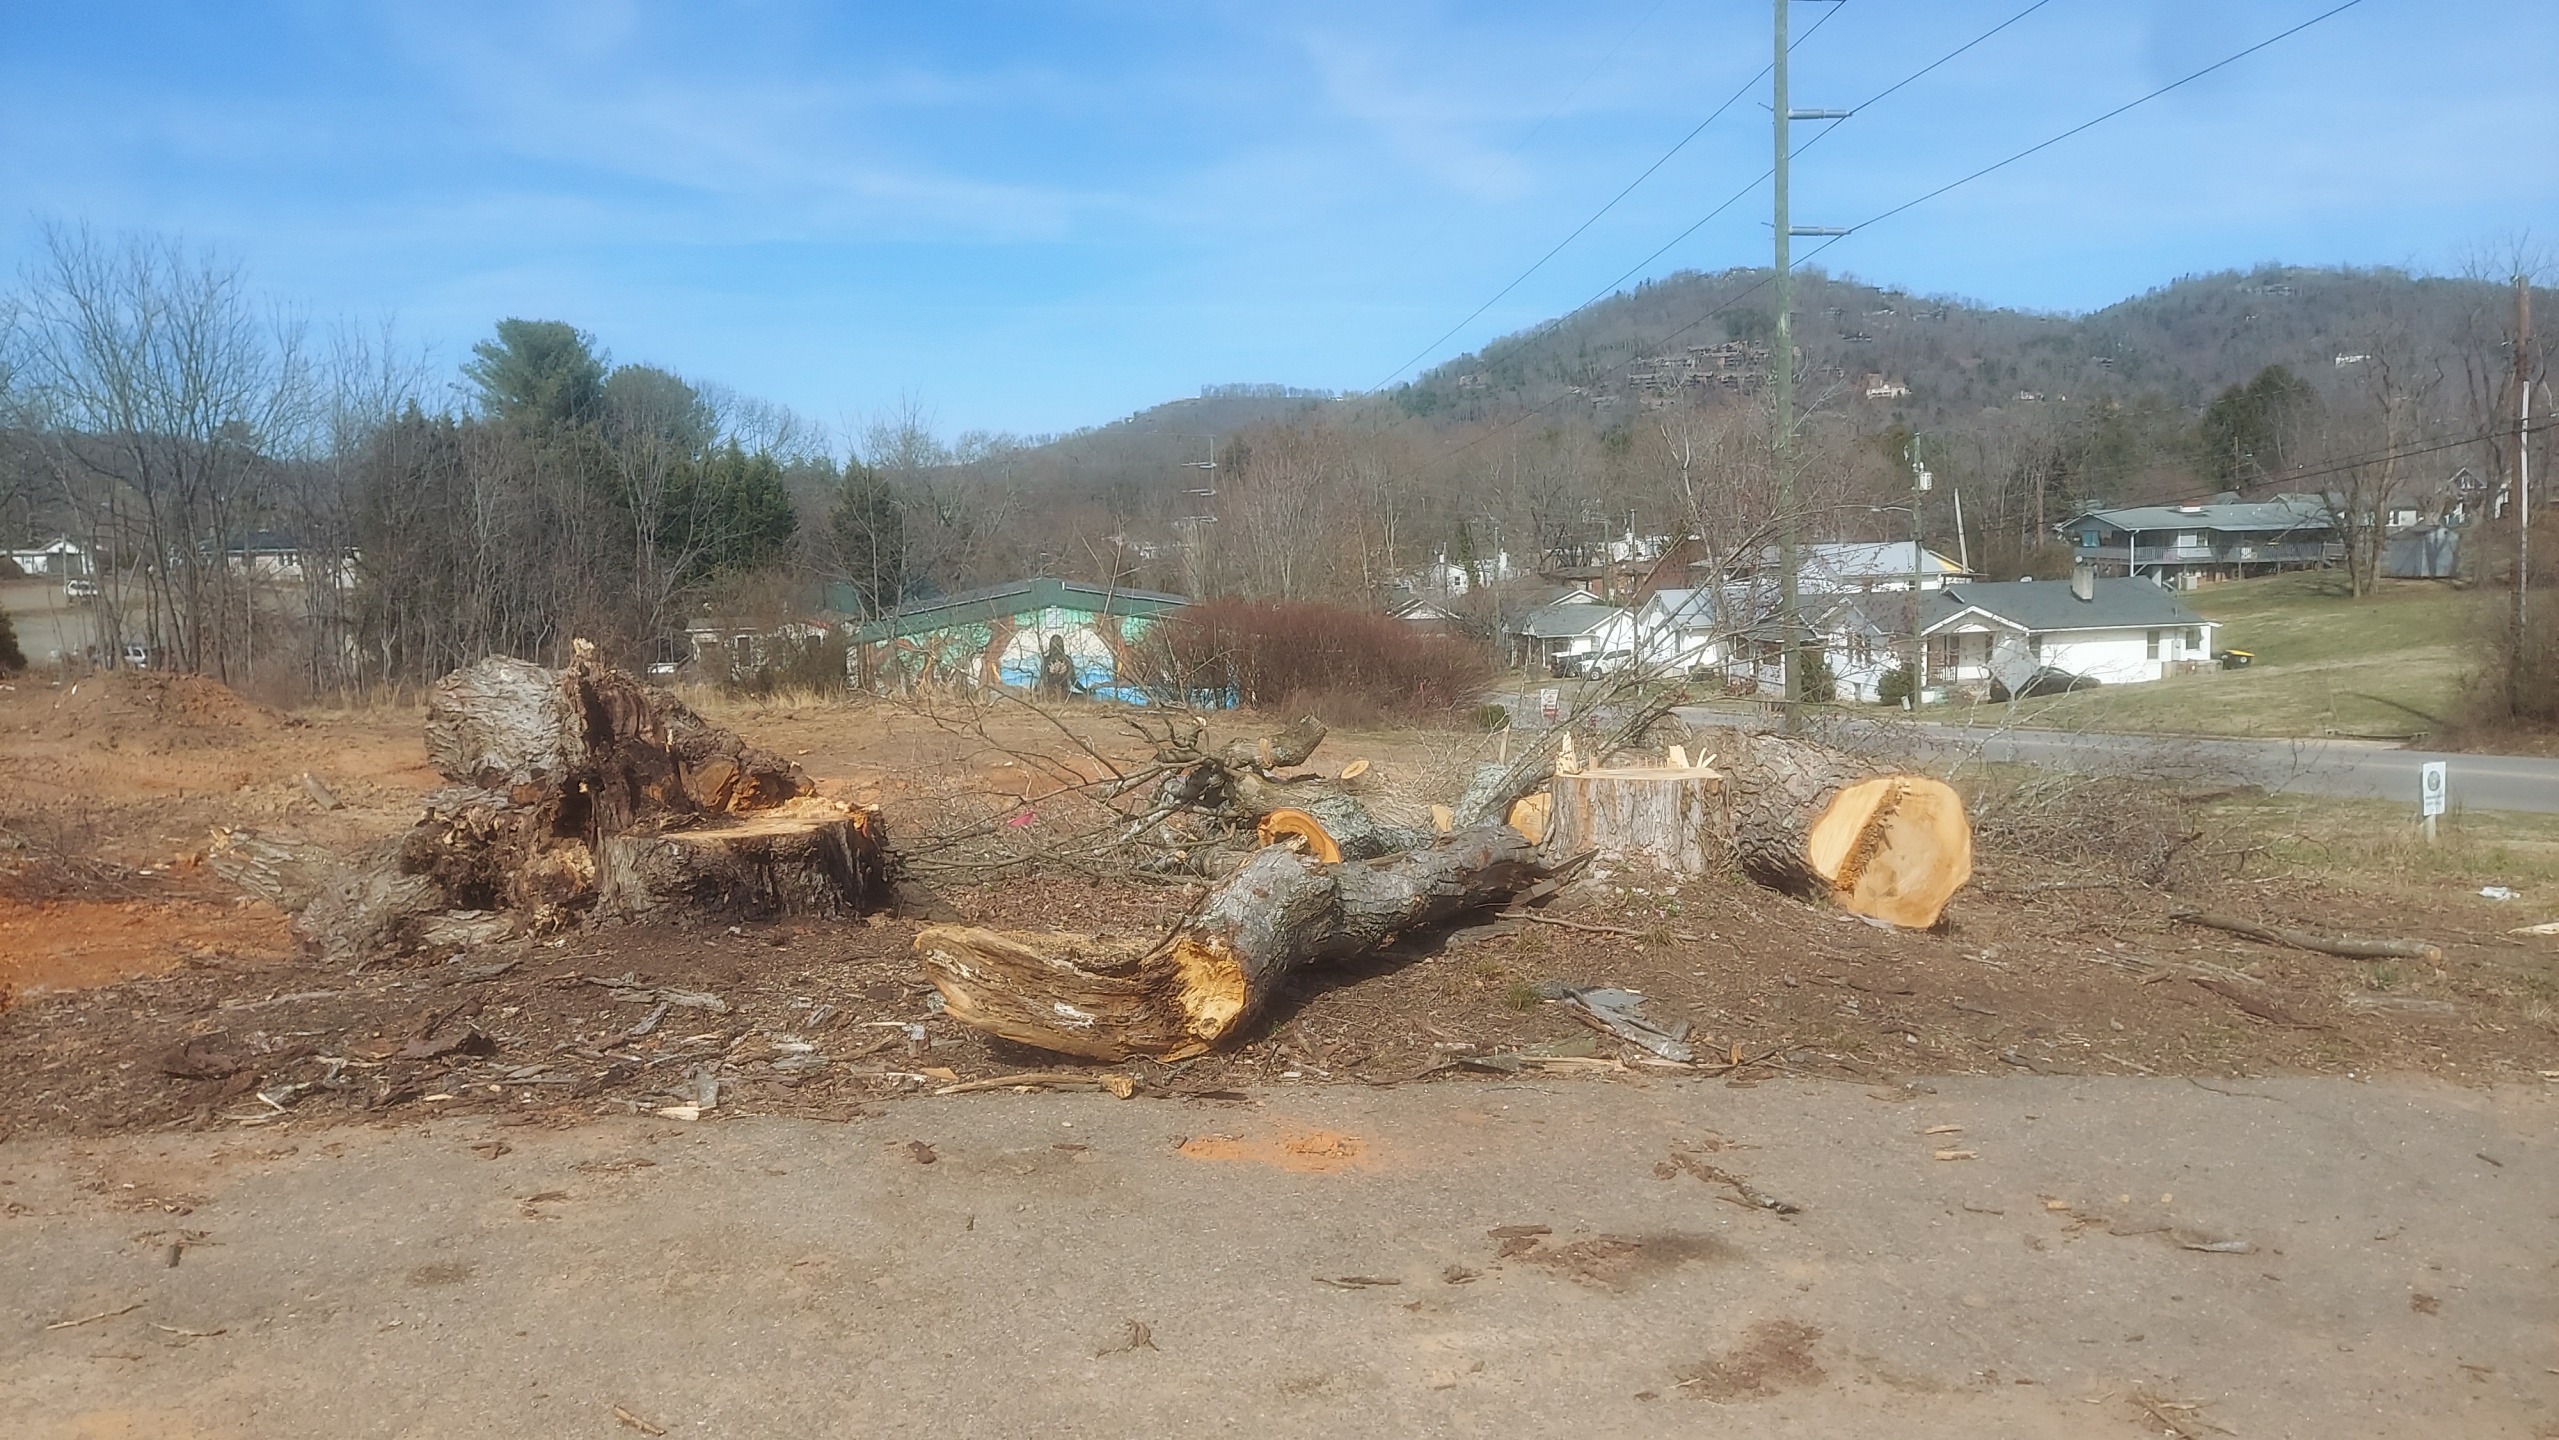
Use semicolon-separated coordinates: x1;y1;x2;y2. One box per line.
4;1;2552;439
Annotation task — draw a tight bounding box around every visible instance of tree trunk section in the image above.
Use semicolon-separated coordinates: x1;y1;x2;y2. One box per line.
1547;768;1722;874
1713;735;1971;929
917;824;1550;1060
594;799;891;921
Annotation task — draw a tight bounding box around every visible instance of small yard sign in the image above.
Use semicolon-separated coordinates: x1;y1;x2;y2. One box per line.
1538;687;1560;722
2420;759;2447;842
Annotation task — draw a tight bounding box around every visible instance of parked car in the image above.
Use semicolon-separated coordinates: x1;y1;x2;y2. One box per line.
1991;666;2095;701
64;576;100;600
1581;648;1636;677
120;643;151;669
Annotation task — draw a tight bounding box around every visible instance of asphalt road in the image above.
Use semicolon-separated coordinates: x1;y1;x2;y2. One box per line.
5;1076;2550;1438
1672;704;2559;816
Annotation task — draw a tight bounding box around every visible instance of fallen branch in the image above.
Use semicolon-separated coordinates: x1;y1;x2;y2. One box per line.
2169;908;2442;963
934;1071;1138;1097
918;824;1555;1060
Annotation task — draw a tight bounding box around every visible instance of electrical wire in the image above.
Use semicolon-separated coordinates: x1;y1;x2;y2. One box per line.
1365;1;1849;393
1412;0;2061;465
1837;0;2368;239
1420;0;2365;468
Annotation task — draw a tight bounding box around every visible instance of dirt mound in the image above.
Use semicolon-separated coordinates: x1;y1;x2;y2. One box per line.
37;670;279;738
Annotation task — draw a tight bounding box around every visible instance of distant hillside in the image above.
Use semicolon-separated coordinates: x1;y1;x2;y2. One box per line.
1393;263;2516;426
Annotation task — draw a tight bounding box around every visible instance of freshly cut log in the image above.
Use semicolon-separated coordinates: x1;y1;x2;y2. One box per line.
918;824;1553;1060
1713;735;1971;929
1223;768;1431;861
595;798;891;921
1254;807;1342;863
1546;767;1721;874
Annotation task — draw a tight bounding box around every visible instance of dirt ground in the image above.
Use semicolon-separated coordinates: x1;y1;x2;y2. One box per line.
3;671;2556;1145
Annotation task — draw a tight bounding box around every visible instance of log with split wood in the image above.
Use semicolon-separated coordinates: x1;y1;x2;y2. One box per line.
922;718;1971;1061
213;649;890;956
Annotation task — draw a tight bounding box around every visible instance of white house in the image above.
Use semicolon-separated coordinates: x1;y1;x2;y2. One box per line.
1840;564;2216;700
1510;601;1623;672
1626;587;1730;673
5;537;94;578
1735;540;1972;594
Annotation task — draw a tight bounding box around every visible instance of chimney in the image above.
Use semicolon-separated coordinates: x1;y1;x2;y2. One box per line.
2069;558;2096;603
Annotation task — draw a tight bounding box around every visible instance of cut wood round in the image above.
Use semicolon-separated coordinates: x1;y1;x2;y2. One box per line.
1255;808;1342;864
1504;792;1551;844
918;824;1551;1060
1545;767;1723;875
1716;736;1971;929
1223;769;1431;861
594;798;890;921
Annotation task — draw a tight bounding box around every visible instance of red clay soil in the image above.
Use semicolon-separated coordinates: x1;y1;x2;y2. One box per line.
2;672;2554;1143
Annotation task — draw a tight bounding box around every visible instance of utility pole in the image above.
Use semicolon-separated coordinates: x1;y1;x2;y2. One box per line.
1908;434;1930;703
1771;0;1848;725
2518;276;2535;643
1772;0;1797;723
1178;437;1218;599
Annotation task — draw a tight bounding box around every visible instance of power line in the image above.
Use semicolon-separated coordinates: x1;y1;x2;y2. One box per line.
1365;1;1849;394
1838;0;2369;239
1423;0;2361;470
1413;0;2061;464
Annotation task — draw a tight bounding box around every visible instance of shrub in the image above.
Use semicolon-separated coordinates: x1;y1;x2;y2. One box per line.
1155;597;1494;724
0;603;24;674
1875;663;1916;708
1471;702;1513;732
1799;648;1838;705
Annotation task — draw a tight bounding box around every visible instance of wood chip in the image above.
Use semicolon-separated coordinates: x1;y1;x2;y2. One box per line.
612;1405;667;1436
1933;1149;1978;1161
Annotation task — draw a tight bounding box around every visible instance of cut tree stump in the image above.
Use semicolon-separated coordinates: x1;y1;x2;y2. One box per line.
917;824;1553;1060
1713;735;1972;929
1547;766;1722;875
595;798;891;920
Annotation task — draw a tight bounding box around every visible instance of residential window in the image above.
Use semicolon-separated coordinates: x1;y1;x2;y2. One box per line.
2185;627;2201;652
2029;634;2045;660
2175;532;2200;548
2146;629;2161;659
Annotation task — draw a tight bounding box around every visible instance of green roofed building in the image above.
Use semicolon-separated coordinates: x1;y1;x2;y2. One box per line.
840;577;1191;703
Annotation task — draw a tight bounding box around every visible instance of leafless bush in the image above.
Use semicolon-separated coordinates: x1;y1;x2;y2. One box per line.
0;803;140;902
1154;597;1493;724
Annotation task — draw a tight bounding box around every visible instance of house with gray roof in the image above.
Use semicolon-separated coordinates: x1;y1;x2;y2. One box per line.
2062;494;2337;587
1817;562;2217;701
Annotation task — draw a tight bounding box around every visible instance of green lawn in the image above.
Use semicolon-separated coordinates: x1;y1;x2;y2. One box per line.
1979;571;2486;740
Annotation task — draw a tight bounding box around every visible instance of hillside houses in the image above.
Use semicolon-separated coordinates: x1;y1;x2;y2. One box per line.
2063;495;2338;586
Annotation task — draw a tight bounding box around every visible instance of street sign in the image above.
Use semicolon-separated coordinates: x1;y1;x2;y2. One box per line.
1538;687;1560;722
2420;761;2448;818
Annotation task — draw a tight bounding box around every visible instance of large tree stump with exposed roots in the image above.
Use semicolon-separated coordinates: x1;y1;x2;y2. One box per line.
221;653;890;957
916;824;1553;1060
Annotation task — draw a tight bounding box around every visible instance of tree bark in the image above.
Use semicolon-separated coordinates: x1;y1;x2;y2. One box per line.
595;799;891;921
1547;767;1722;875
917;824;1551;1060
1711;734;1972;929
